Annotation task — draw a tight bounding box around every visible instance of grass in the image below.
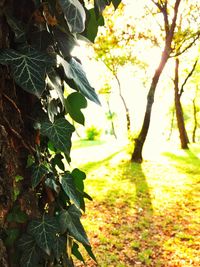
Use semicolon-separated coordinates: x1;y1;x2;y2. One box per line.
72;141;200;267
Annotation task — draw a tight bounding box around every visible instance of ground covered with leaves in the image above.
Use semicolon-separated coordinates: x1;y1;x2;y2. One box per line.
72;141;200;267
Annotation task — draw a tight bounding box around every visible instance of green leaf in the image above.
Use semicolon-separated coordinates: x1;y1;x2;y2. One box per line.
60;172;80;208
62;58;100;105
0;48;54;98
112;0;121;9
54;28;77;57
65;92;87;125
83;244;97;263
59;205;90;245
18;234;41;267
47;69;65;107
59;0;86;33
51;153;65;171
53;236;67;260
71;168;86;192
27;215;59;255
45;177;60;193
40;118;75;155
5;228;20;246
31;164;49;188
5;14;26;42
7;205;28;223
72;243;85;263
84;9;98;42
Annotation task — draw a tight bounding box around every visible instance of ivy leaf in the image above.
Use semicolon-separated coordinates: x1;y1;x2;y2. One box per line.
47;69;65;107
40;118;75;155
0;48;54;98
54;27;77;57
65;92;87;125
7;205;28;223
5;14;26;42
71;168;86;192
83;244;97;263
72;243;85;263
53;236;67;260
5;228;20;246
45;177;60;193
18;234;41;267
31;164;49;188
27;215;59;255
112;0;121;9
62;58;100;105
59;205;90;245
94;0;111;13
60;172;80;208
59;0;86;33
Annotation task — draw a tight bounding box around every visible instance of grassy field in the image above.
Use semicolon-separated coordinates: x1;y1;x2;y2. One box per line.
72;141;200;267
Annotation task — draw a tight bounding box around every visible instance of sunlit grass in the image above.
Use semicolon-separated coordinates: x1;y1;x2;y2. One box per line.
73;141;200;266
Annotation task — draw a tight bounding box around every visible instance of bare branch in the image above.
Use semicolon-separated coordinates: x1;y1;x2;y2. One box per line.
179;59;198;96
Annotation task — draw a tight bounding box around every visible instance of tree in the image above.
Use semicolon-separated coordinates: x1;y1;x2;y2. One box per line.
93;3;138;134
173;58;197;149
131;0;200;162
0;0;121;266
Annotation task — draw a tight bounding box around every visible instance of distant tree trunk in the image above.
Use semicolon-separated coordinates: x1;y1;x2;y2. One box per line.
192;86;199;143
106;99;117;139
167;106;175;141
131;0;182;163
114;74;131;133
174;58;189;149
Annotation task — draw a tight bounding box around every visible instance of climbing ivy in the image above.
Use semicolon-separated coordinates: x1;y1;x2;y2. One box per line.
0;0;121;266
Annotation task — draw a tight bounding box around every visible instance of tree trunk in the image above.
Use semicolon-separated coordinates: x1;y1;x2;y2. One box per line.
174;58;189;149
192;86;199;143
0;7;38;266
131;50;169;162
167;106;175;141
114;74;131;133
106;99;117;139
131;0;182;162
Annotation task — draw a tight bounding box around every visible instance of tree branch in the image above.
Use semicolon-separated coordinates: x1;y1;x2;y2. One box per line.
179;59;198;96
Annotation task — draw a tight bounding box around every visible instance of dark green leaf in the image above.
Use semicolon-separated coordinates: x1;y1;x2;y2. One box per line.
59;205;90;245
7;205;28;223
5;14;26;42
47;98;59;123
83;9;98;42
112;0;121;9
62;58;100;105
59;0;86;33
27;215;59;255
54;28;77;57
60;172;80;208
5;228;20;246
72;243;85;263
0;48;54;98
84;244;97;263
47;69;65;107
29;30;53;51
51;153;65;171
53;236;67;260
18;234;41;267
94;0;111;13
45;177;60;193
40;118;75;155
32;164;49;188
65;92;87;125
71;168;86;192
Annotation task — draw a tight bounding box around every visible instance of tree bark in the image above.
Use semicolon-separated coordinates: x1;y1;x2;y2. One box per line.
106;99;117;139
0;5;39;266
174;58;189;149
